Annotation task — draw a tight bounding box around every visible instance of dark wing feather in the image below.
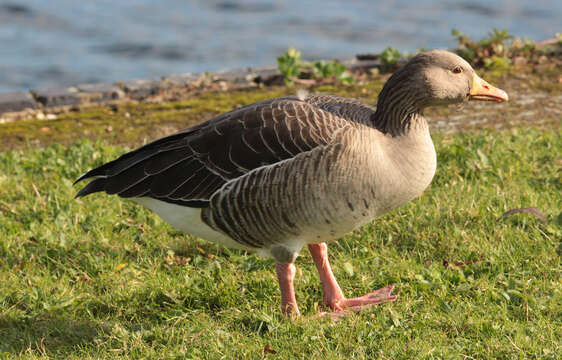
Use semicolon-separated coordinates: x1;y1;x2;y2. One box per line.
73;131;195;183
75;96;365;207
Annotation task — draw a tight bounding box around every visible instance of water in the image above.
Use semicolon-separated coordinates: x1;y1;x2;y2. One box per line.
0;0;560;93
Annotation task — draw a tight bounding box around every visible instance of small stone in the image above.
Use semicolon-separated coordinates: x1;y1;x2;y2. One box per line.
513;56;527;66
218;81;228;91
369;67;380;76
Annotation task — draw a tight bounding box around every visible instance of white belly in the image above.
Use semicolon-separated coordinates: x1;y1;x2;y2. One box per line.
131;197;254;251
131;197;310;260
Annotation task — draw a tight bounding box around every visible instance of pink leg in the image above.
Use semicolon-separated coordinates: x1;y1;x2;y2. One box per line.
308;243;396;315
276;263;300;316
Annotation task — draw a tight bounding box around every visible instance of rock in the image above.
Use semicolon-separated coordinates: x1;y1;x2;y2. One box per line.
120;78;162;100
0;92;37;113
212;68;250;83
211;66;279;85
76;82;124;103
251;66;281;84
31;87;81;107
162;73;201;88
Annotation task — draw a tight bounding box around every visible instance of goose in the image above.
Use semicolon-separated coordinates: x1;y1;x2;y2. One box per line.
75;50;508;317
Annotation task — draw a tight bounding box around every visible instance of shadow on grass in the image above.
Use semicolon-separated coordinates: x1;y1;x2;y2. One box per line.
0;314;106;355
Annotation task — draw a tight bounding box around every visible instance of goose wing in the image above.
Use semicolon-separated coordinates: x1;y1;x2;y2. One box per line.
75;96;356;207
201;127;364;249
304;94;376;125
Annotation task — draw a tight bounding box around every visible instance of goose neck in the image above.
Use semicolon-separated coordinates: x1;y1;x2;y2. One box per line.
371;89;429;136
370;67;431;136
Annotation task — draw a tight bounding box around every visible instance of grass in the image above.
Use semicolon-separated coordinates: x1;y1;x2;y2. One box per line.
0;124;560;359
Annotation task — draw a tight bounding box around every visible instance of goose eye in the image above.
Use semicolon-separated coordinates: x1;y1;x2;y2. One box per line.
452;66;462;74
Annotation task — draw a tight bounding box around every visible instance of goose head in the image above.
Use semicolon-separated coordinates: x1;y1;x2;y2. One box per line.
374;50;508;134
387;50;508;106
420;50;508;105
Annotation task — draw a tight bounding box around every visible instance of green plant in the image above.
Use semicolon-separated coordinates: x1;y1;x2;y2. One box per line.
483;55;512;71
379;47;402;66
312;60;354;84
277;48;302;85
452;28;515;68
510;37;537;53
486;28;514;54
277;48;354;85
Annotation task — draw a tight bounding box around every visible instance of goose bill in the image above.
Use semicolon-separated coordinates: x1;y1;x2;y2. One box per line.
469;73;509;102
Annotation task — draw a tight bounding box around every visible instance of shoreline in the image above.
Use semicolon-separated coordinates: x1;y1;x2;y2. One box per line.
0;57;383;123
0;45;560;151
0;64;281;121
1;37;560;122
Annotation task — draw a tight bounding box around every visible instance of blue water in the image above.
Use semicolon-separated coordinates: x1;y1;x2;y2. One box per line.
0;0;560;92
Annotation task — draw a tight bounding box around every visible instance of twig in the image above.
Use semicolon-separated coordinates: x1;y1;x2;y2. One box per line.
32;183;45;206
506;335;524;353
501;207;547;223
